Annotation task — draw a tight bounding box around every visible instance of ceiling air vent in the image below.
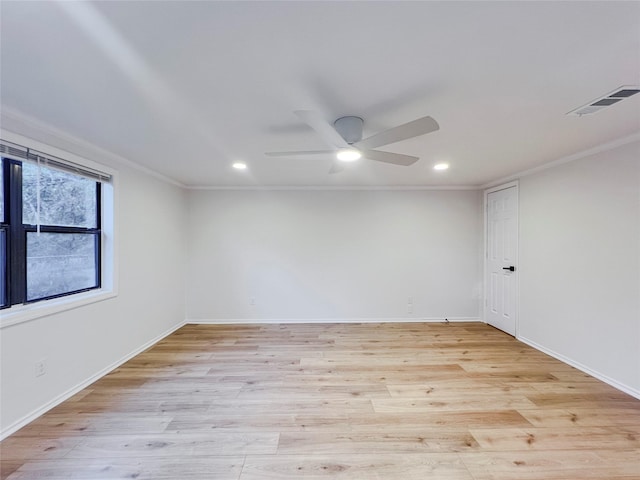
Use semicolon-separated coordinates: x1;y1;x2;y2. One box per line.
567;85;640;116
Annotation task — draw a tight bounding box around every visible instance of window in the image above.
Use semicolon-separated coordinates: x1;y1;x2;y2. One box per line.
1;162;6;307
1;140;110;309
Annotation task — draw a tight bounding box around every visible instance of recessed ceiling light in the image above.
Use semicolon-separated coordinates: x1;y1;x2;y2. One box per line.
433;163;449;171
336;148;362;162
232;162;247;170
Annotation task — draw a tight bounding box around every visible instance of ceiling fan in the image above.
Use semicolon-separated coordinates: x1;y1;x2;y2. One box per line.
265;110;439;173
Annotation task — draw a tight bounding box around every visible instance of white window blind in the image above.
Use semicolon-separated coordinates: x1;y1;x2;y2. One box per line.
0;139;112;183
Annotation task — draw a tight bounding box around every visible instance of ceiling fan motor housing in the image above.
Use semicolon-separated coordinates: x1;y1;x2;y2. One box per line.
334;116;363;144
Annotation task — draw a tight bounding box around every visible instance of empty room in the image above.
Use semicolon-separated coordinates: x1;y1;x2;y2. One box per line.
1;1;639;479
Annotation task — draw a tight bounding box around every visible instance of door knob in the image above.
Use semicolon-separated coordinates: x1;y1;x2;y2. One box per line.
502;266;515;272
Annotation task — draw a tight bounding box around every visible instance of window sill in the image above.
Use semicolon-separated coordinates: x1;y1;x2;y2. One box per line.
0;289;117;329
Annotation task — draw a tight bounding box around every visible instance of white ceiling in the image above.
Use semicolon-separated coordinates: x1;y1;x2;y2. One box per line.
1;1;639;187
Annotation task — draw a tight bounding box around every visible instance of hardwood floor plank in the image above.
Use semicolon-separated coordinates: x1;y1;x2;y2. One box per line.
372;396;538;413
236;383;391;399
239;453;473;479
9;413;174;438
526;392;639;408
166;413;351;433
276;431;479;454
8;456;244;480
63;432;279;458
461;450;640;479
205;398;375;415
0;437;82;461
345;410;533;430
517;407;640;428
386;380;539;397
469;426;640;451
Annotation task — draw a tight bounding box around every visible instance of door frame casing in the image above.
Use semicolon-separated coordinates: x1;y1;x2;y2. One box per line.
483;180;519;337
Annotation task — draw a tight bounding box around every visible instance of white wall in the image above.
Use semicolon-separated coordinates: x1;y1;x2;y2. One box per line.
518;140;640;395
186;189;482;321
0;130;187;436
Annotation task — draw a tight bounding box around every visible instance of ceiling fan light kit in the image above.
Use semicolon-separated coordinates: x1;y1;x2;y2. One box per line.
336;148;362;162
266;110;440;173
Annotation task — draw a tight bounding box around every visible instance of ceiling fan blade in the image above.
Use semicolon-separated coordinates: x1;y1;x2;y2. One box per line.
328;161;345;174
294;110;349;149
265;150;335;157
355;116;439;150
362;149;419;166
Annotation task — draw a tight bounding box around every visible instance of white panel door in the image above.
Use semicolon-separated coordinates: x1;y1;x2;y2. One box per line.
486;185;518;335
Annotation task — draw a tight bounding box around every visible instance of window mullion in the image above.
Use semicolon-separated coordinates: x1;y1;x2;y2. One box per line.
7;159;26;305
23;225;100;234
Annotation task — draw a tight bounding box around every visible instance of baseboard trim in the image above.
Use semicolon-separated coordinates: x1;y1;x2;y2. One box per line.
186;317;481;325
0;320;187;441
518;335;640;401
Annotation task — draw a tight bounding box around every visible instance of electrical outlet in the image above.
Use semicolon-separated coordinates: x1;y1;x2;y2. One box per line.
250;297;255;306
407;304;413;314
35;359;46;377
407;296;413;305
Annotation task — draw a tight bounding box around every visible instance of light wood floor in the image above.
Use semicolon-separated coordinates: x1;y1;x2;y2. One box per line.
2;322;639;479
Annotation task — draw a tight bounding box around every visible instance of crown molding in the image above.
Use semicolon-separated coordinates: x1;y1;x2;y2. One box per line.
481;132;640;189
0;106;185;188
186;185;480;191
